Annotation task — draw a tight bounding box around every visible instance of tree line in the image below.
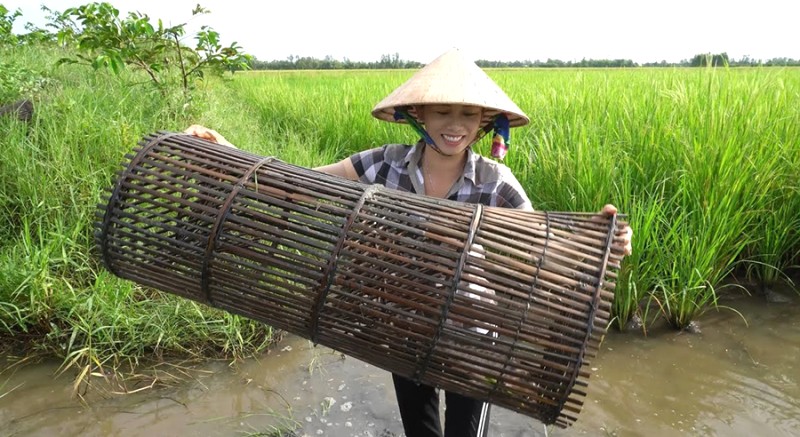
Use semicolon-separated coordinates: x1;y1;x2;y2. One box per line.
250;52;425;70
251;52;800;70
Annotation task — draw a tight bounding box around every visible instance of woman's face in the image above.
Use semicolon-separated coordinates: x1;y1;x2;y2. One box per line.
417;104;483;156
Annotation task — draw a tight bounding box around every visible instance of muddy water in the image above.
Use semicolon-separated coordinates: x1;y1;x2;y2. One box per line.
2;286;798;437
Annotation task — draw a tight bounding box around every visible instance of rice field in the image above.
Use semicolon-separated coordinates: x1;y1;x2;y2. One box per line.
220;66;800;331
1;42;799;376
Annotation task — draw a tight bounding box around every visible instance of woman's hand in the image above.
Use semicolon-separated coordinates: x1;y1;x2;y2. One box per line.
183;124;236;148
601;204;633;256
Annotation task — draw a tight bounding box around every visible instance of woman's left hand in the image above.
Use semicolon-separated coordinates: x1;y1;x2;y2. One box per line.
601;204;633;256
184;124;237;148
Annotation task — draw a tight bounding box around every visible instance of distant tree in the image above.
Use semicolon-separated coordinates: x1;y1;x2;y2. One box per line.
713;52;729;67
763;57;800;66
379;52;402;69
689;52;729;67
689;53;706;67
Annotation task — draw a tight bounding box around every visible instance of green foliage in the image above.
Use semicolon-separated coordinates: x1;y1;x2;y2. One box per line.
0;46;272;385
1;5;65;46
0;60;51;102
689;52;730;67
0;5;21;45
52;2;251;93
477;67;800;330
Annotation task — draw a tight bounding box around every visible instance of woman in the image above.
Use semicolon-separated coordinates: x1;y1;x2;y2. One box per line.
186;47;632;437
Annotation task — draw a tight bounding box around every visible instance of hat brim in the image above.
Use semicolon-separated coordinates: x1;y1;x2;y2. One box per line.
371;49;530;128
372;103;529;128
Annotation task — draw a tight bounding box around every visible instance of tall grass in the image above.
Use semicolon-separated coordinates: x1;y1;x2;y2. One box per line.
503;67;800;329
0;44;275;380
218;67;800;330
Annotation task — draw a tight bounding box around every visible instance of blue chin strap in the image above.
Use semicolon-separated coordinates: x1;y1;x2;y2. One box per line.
393;108;510;160
393;108;438;151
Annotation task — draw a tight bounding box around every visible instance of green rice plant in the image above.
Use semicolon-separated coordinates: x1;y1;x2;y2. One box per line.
223;70;412;159
652;140;757;327
609;181;672;331
743;186;800;288
739;139;800;287
495;67;799;329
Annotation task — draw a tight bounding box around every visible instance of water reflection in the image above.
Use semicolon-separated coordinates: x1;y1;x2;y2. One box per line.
1;288;798;437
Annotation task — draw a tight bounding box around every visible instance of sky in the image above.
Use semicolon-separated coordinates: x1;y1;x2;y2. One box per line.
5;0;799;64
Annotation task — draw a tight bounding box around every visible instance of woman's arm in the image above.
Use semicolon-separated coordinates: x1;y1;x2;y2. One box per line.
314;158;360;181
184;124;360;182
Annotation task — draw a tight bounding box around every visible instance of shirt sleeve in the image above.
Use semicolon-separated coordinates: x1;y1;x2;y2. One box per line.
349;146;386;184
497;168;534;211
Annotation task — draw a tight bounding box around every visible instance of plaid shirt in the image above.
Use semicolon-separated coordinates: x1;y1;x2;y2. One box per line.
349;142;532;210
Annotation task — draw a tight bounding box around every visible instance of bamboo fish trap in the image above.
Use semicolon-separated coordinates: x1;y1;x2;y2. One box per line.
94;131;627;428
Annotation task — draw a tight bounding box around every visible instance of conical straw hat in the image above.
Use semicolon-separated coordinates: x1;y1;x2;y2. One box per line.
371;48;529;127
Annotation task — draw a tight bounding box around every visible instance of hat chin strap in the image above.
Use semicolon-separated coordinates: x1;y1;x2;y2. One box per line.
393;108;437;149
393;109;506;158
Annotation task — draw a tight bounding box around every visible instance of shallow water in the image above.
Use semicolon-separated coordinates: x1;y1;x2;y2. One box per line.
2;285;798;437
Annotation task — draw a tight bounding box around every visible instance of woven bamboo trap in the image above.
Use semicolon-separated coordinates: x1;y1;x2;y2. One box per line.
94;131;627;427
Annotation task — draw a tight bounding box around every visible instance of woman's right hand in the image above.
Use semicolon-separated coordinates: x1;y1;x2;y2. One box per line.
183;124;236;148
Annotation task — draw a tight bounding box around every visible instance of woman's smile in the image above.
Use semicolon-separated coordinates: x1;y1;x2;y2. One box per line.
442;134;466;145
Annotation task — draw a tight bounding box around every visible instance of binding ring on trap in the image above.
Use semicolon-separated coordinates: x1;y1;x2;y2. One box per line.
95;131;626;427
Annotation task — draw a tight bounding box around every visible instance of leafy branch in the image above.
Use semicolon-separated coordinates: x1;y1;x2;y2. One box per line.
53;2;251;93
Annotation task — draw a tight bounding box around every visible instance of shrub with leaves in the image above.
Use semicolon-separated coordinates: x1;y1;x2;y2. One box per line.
0;5;21;45
54;2;252;93
0;61;50;103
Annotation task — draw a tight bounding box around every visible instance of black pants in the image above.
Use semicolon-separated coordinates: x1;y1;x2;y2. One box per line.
393;373;491;437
